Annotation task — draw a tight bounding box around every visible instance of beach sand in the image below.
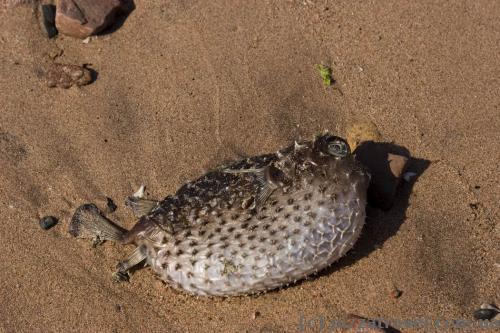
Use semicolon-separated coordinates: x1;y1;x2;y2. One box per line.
0;1;498;332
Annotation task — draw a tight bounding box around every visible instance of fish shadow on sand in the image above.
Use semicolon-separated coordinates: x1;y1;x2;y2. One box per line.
296;142;430;332
321;141;430;274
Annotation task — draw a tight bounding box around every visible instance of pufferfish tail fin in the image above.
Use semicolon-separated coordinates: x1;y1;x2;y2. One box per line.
69;204;127;244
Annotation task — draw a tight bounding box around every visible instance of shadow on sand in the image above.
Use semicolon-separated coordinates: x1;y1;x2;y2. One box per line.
326;142;430;273
99;0;136;36
293;142;430;333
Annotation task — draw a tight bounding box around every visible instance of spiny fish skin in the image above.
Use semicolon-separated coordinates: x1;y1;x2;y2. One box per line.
135;135;370;296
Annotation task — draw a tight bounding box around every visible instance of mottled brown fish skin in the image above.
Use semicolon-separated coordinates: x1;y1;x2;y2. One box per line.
135;135;370;296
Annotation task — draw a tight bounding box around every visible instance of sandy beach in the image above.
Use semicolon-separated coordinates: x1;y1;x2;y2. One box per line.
0;1;498;332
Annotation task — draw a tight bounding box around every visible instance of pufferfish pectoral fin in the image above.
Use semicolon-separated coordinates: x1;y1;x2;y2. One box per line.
253;166;282;209
254;183;275;209
113;245;148;282
224;165;282;209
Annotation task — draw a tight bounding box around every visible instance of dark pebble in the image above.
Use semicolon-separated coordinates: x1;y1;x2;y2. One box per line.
390;288;402;299
39;216;58;230
473;307;499;321
106;197;117;213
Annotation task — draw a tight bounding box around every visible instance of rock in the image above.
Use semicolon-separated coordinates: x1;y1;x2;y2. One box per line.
55;0;124;39
39;216;59;230
473;308;498;320
346;121;382;151
389;287;402;299
252;311;261;319
473;304;499;320
37;4;58;38
388;153;408;182
402;171;417;182
44;63;93;88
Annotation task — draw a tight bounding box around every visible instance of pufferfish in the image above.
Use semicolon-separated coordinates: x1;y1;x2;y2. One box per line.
69;134;370;296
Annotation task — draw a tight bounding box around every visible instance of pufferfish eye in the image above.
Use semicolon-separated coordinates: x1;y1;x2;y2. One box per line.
327;139;349;157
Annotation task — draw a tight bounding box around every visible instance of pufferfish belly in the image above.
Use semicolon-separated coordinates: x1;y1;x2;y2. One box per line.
143;171;368;296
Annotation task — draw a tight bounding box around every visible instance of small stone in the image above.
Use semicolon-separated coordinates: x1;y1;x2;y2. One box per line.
473;304;499;320
252;311;260;319
473;308;498;321
389;287;402;299
44;63;93;88
403;171;417;182
55;0;124;39
39;216;58;230
388;153;408;180
346;121;382;151
106;197;117;213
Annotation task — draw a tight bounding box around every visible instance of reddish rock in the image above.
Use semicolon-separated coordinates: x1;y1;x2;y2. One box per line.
388;153;408;181
389;286;403;299
55;0;123;39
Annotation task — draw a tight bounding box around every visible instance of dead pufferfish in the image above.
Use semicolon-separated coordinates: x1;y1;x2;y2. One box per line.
69;134;370;296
